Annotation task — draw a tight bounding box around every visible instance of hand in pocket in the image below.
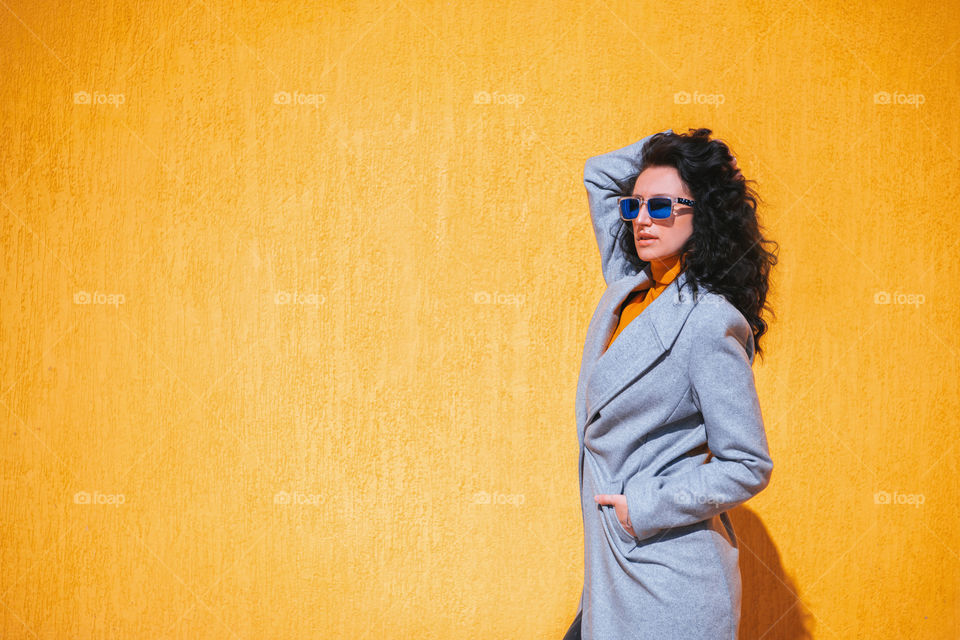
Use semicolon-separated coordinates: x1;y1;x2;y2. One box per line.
594;493;636;538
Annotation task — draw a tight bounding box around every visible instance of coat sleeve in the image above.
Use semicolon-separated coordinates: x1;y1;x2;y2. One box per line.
583;129;673;286
622;302;774;541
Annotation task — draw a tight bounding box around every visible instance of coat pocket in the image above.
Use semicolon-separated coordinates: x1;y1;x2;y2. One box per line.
584;450;640;551
598;476;639;546
718;510;738;549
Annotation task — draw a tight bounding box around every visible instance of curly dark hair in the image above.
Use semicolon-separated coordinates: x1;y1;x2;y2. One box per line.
613;128;779;359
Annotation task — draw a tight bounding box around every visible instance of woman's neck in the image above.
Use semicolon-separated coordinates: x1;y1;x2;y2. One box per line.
647;253;682;285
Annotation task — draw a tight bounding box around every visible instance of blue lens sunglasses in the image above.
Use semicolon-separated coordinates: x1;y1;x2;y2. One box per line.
617;195;696;221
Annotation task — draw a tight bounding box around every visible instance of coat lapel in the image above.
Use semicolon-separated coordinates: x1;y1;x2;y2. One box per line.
576;268;701;442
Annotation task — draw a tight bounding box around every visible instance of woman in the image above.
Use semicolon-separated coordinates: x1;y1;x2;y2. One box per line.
563;128;779;639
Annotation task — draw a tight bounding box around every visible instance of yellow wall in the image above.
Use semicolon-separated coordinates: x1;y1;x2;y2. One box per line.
2;1;958;637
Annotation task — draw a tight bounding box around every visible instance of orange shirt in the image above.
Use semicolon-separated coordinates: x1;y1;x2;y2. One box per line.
606;253;684;350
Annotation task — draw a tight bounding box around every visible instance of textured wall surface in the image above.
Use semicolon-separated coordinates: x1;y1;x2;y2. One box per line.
2;1;958;638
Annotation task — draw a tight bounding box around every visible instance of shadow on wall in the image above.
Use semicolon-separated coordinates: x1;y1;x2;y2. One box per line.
733;508;813;640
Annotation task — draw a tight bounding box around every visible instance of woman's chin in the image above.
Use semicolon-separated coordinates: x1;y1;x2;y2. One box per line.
637;247;666;262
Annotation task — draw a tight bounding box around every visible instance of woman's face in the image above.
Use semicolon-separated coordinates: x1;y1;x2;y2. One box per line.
631;165;695;263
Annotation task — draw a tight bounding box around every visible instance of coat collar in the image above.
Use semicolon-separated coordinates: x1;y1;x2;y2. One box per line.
576;266;701;439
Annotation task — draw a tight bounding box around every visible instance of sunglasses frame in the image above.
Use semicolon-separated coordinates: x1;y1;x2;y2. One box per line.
617;195;696;221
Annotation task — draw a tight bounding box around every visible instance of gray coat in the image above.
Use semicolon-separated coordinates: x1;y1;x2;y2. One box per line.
570;131;774;639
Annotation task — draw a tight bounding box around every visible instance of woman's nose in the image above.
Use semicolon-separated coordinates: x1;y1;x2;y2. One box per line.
633;207;652;228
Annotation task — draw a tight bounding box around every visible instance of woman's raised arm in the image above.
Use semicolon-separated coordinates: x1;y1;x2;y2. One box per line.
582;128;673;285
